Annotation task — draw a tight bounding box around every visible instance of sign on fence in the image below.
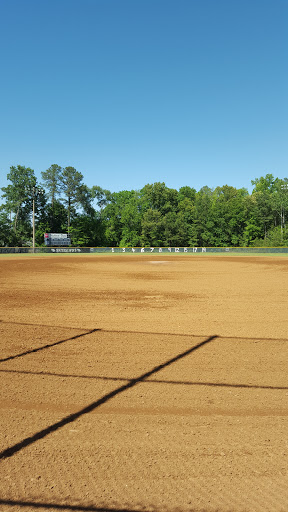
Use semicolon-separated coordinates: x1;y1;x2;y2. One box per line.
44;233;71;247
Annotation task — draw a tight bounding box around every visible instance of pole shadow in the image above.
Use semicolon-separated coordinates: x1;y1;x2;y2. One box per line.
0;329;99;363
0;499;182;512
0;499;148;512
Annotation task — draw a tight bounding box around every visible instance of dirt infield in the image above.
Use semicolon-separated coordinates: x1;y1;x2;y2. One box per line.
0;254;287;512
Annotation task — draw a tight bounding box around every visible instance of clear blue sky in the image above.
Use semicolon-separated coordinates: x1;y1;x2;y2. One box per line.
0;0;287;195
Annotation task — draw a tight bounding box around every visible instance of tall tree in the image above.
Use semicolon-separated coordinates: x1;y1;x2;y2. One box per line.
251;174;277;238
1;165;37;236
41;164;62;208
59;166;86;233
192;186;214;246
271;179;288;240
90;186;112;210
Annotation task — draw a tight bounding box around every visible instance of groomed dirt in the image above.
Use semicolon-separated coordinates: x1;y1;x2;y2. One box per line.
0;254;287;512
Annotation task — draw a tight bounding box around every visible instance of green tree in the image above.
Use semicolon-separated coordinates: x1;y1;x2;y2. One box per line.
0;210;14;246
176;196;196;246
178;186;196;203
69;213;104;247
241;195;263;246
41;164;62;208
141;182;178;215
210;186;248;246
251;226;288;247
1;165;36;234
140;183;180;247
59;166;87;233
0;165;47;246
101;190;142;246
35;200;68;243
141;209;164;246
192;186;214;246
90;186;112;210
119;191;142;246
251;174;276;194
162;211;179;246
271;179;288;240
251;174;277;238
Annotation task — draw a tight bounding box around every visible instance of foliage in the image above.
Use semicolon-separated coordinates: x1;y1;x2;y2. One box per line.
60;166;89;232
1;165;36;234
69;213;104;247
0;211;14;246
1;166;288;247
41;164;62;207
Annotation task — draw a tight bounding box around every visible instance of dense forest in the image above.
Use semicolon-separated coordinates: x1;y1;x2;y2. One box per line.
1;165;288;247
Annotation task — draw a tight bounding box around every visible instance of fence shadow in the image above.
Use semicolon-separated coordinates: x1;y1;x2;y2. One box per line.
1;322;287;460
0;368;287;391
0;335;217;459
1;326;287;512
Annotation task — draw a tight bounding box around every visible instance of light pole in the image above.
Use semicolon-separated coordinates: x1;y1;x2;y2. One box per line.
26;186;45;252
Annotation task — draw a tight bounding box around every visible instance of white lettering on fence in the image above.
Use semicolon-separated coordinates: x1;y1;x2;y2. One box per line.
109;246;208;253
53;248;80;253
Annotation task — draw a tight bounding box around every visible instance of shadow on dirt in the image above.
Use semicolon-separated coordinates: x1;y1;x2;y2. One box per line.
0;368;287;391
0;499;175;512
0;329;99;363
1;322;287;461
0;335;217;459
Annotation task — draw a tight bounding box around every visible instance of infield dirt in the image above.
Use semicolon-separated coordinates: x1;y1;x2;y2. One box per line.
0;254;287;512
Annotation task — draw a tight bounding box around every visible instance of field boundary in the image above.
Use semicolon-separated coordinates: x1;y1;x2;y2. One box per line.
1;246;288;254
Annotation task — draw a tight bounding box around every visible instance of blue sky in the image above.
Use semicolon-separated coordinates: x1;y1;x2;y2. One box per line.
0;0;287;195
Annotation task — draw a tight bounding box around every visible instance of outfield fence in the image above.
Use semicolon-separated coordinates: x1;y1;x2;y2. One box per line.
1;246;288;254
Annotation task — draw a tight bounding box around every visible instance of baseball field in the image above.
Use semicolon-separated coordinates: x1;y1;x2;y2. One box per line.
0;254;287;512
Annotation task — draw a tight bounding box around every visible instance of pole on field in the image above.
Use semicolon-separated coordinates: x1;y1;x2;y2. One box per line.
25;186;45;253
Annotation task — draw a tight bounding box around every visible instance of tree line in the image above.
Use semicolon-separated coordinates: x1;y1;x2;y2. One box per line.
1;164;288;247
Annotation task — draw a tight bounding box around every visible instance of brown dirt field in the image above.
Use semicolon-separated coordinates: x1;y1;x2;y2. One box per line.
0;254;287;512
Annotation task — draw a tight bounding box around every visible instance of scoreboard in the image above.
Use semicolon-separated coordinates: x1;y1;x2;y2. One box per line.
44;233;71;246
